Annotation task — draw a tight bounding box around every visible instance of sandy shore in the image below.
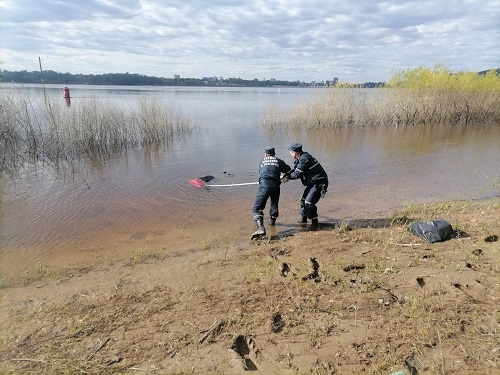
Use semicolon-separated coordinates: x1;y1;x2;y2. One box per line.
1;198;498;374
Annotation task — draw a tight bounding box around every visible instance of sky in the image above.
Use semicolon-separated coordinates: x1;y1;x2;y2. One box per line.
0;0;499;83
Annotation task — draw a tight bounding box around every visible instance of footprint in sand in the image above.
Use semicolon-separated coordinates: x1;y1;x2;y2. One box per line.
280;262;297;277
270;312;285;333
228;335;259;370
302;257;324;283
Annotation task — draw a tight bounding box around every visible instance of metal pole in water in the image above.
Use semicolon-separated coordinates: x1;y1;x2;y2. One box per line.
38;56;43;82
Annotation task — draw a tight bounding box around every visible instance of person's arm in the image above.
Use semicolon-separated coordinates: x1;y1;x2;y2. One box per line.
278;159;292;183
288;156;307;180
279;159;292;175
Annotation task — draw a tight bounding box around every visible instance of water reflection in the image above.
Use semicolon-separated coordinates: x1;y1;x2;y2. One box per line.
301;124;499;219
0;85;498;280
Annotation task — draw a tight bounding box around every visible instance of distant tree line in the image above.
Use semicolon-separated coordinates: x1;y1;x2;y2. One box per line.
1;67;495;88
0;69;386;88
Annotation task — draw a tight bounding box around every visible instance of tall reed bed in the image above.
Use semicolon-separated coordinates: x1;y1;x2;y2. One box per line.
0;91;198;175
261;67;500;130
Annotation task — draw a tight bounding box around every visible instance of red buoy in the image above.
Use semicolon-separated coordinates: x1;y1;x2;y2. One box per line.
188;179;206;188
63;87;70;98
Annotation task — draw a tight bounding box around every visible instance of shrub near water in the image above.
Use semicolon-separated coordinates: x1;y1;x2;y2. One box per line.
388;65;500;126
261;66;500;130
0;92;197;174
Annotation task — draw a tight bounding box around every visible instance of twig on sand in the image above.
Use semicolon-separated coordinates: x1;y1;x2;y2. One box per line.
129;367;156;371
199;319;226;344
10;358;45;363
72;365;88;374
87;337;110;361
398;243;422;247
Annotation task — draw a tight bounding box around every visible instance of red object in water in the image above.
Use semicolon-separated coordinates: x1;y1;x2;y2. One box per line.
63;87;70;98
188;179;205;188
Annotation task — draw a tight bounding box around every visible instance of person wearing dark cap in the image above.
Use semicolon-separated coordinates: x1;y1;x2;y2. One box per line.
284;143;328;230
250;147;292;239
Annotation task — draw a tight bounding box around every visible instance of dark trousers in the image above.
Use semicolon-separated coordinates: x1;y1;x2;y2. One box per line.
300;184;323;219
252;180;280;221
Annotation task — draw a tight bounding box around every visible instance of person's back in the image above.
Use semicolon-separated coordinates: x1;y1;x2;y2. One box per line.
292;151;328;186
250;147;291;239
260;154;290;182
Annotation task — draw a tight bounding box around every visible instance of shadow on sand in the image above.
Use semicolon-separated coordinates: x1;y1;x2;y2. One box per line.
257;217;396;242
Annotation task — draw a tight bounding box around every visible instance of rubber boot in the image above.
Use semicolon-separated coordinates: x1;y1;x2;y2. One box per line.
268;217;276;226
308;218;319;230
298;215;307;225
250;217;266;239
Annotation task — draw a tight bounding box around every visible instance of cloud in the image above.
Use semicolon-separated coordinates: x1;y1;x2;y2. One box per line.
0;0;498;82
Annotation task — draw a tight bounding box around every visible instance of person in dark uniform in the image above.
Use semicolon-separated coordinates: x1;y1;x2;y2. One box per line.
250;147;292;239
284;143;328;230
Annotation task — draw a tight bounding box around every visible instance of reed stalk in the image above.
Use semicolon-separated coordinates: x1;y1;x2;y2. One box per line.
262;67;500;130
0;91;198;176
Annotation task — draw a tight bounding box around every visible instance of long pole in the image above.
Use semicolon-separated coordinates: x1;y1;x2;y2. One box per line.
206;182;259;187
38;56;43;82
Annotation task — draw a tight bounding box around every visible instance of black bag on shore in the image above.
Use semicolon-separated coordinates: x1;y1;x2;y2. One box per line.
410;219;454;243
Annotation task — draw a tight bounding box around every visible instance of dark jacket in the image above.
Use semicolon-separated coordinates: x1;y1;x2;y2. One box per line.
259;156;291;183
289;152;328;186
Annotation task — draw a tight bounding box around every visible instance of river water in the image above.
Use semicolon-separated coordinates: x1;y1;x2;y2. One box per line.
0;84;499;278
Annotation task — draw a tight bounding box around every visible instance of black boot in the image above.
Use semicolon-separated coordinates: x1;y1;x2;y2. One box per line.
298;215;307;224
308;218;319;230
250;217;266;239
268;217;276;226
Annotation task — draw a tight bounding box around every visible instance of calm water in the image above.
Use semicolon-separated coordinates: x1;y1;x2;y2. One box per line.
1;84;499;277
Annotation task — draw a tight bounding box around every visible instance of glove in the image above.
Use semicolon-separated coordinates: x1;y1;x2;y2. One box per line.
320;184;327;198
280;175;289;184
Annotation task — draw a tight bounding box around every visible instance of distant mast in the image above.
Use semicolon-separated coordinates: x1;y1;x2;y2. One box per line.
38;56;43;83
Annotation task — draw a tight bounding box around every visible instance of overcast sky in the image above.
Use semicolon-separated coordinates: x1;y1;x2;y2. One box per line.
0;0;499;83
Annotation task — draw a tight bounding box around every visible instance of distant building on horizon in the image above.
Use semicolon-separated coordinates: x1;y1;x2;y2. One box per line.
326;77;339;87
